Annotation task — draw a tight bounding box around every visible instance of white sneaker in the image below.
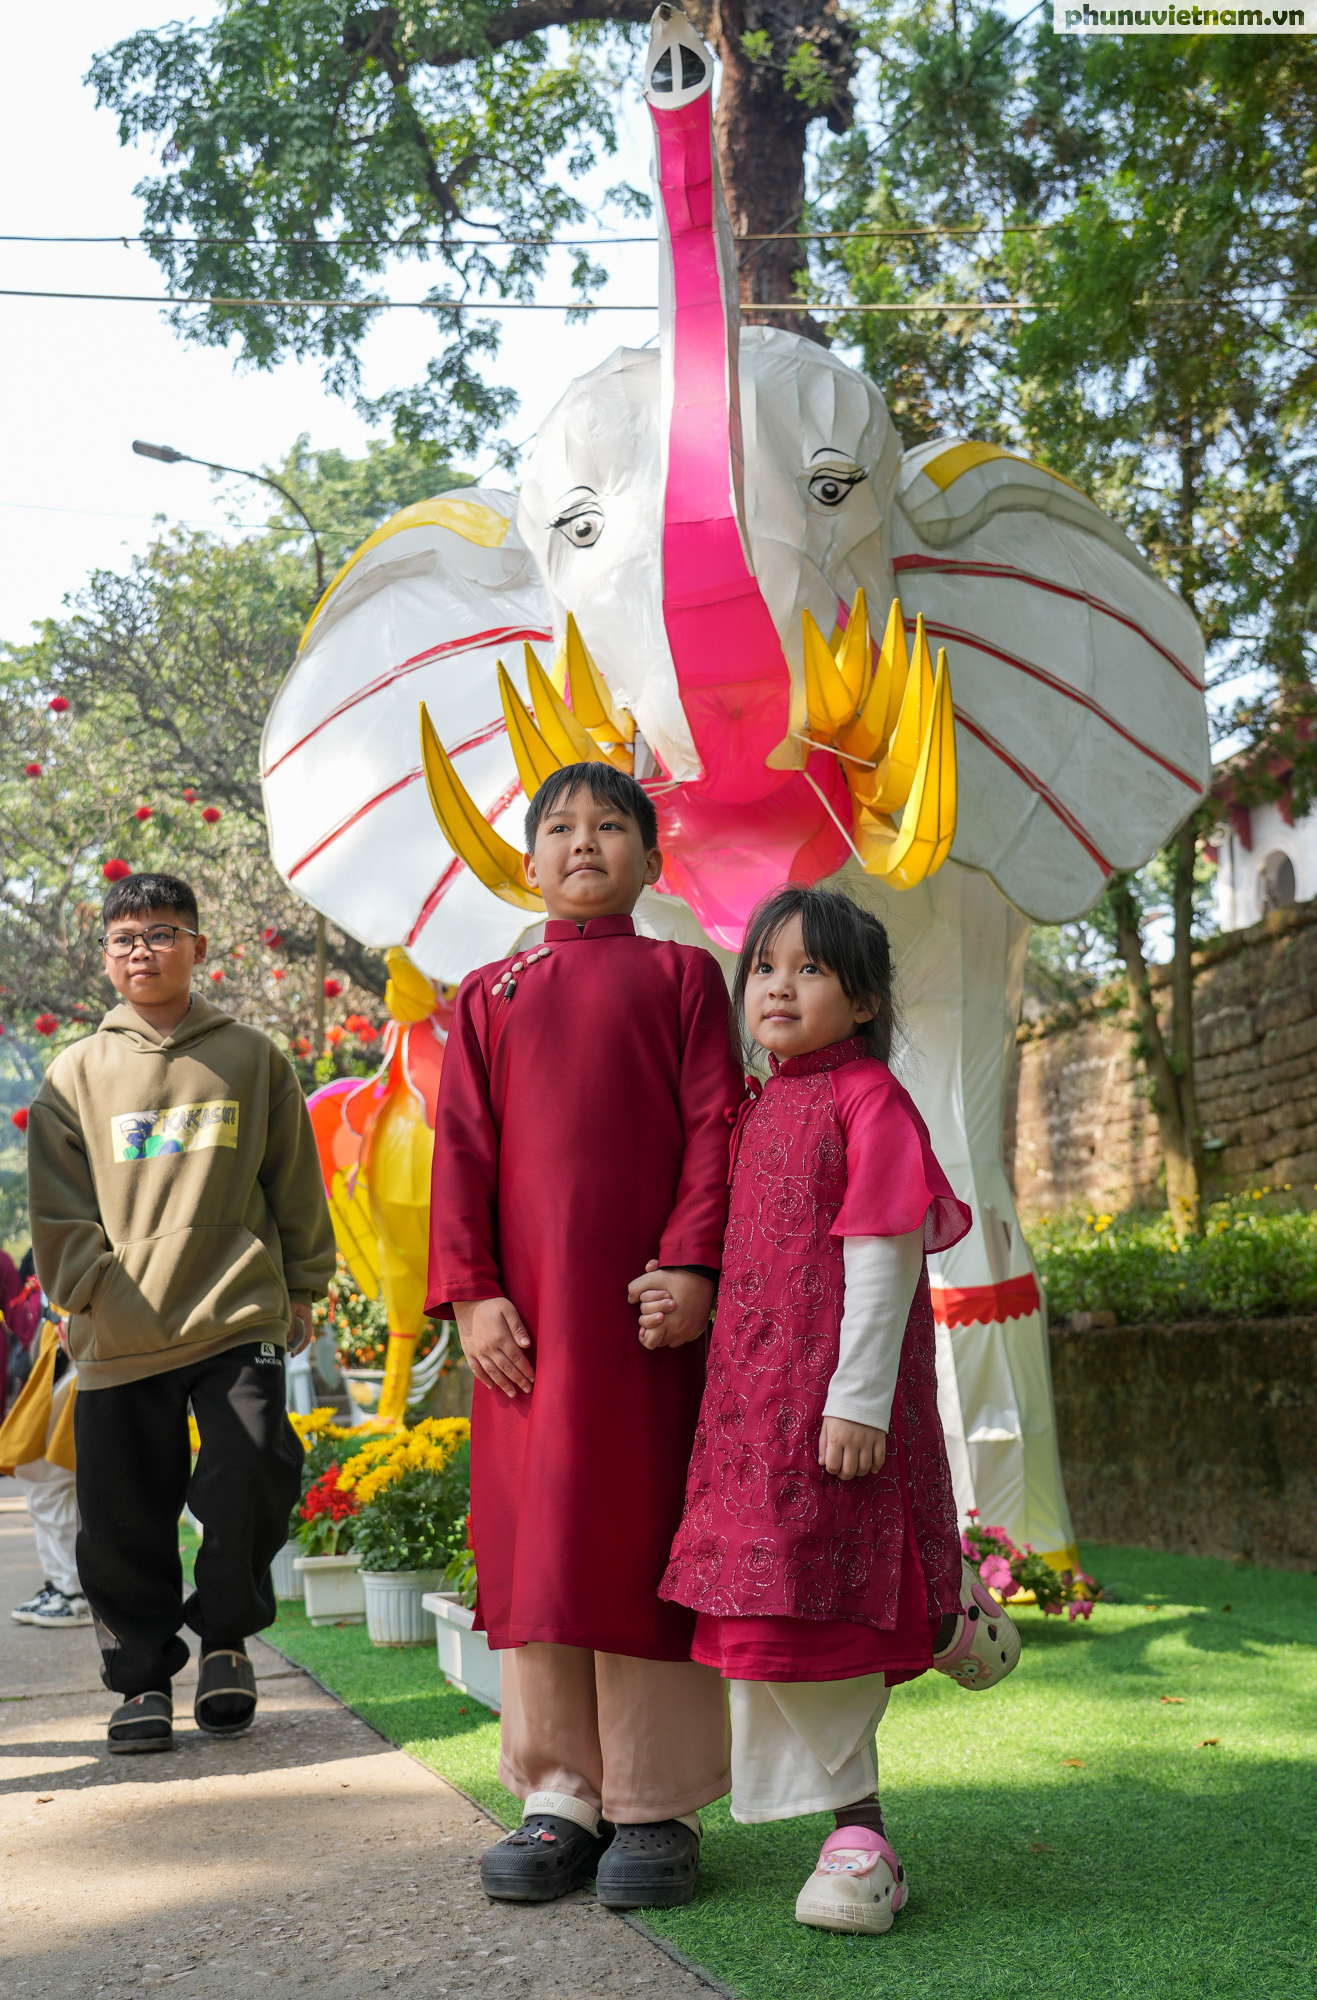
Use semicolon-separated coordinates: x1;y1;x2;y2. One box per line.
29;1589;93;1629
12;1582;59;1624
795;1825;909;1935
933;1558;1021;1689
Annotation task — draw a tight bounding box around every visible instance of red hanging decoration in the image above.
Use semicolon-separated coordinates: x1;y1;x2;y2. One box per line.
48;696;70;714
102;859;131;882
11;1107;29;1131
202;807;221;824
135;805;153;822
24;762;42;778
34;1014;58;1036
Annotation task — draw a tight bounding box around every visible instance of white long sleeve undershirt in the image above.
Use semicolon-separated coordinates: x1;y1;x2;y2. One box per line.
821;1227;925;1434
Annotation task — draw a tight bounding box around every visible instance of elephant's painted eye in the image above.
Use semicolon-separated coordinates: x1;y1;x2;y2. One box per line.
549;494;604;548
807;464;867;509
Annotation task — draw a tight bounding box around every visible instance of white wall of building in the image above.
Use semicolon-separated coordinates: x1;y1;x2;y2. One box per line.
1215;798;1317;931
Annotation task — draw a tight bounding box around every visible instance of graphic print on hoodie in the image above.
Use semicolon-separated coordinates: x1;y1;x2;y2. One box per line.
26;996;335;1390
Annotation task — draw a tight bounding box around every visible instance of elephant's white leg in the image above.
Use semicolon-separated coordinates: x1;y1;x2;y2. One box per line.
832;859;1077;1566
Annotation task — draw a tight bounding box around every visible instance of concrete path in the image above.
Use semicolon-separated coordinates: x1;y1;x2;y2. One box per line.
0;1494;720;1999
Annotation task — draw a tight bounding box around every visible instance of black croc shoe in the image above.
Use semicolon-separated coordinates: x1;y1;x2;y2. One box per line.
195;1649;258;1736
595;1819;701;1909
108;1690;174;1755
479;1814;611;1903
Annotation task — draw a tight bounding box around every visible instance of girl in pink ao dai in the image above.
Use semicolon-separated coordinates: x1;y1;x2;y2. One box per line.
652;886;1021;1936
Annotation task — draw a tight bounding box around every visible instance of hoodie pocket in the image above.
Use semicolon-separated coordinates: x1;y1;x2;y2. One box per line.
77;1224;289;1365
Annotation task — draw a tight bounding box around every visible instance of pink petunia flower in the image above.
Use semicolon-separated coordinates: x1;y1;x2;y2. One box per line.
979;1554;1014;1593
1042;1600;1063;1616
1068;1600;1094;1622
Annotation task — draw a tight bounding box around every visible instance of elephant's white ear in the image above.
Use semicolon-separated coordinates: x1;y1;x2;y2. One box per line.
261;488;554;985
892;439;1209;924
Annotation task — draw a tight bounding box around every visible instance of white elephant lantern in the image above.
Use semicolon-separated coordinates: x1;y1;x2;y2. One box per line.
261;7;1209;1565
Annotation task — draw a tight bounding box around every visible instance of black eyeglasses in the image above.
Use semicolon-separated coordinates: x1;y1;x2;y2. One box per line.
100;924;199;958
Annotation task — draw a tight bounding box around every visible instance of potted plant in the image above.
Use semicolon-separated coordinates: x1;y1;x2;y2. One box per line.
293;1463;365;1624
423;1513;502;1712
342;1418;472;1646
279;1406;375;1602
961;1511;1101;1620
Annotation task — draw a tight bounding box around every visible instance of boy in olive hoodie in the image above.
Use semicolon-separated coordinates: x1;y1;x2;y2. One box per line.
26;873;335;1752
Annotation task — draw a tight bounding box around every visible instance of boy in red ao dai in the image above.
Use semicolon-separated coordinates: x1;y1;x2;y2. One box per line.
653;886;1021;1935
426;765;743;1910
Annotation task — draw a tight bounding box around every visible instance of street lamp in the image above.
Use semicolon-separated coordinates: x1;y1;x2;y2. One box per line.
134;436;330;1050
131;439;326;596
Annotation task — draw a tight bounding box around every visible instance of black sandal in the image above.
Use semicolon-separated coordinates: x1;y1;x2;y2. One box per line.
108;1690;174;1755
595;1818;702;1909
479;1814;611;1903
195;1648;258;1736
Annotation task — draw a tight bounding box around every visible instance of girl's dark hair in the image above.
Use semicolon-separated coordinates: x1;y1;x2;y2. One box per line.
734;885;896;1064
524;762;659;853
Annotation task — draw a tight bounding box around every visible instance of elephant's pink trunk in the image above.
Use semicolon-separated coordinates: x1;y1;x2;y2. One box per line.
646;10;792;805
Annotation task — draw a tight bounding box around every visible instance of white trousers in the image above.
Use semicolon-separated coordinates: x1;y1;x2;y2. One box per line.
15;1458;80;1597
729;1674;892;1823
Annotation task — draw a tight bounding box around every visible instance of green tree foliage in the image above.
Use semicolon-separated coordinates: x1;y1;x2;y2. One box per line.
0;439;460;1084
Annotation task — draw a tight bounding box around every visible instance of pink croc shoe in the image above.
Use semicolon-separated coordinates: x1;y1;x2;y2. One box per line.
933;1557;1022;1690
794;1826;909;1935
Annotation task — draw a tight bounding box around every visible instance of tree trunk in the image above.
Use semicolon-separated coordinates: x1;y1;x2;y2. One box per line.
685;0;857;340
1111;867;1203;1240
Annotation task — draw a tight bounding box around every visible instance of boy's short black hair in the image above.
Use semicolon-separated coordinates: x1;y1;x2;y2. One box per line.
524;762;659;853
734;884;897;1064
101;872;200;933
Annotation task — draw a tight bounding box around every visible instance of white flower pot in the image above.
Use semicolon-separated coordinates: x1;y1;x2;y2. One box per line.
270;1539;304;1601
294;1551;365;1625
422;1592;502;1713
362;1569;446;1647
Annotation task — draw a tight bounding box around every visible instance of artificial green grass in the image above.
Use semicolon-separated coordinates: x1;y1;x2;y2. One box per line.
261;1544;1317;2000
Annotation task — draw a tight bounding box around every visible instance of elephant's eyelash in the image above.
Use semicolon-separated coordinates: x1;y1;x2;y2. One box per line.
806;466;868;506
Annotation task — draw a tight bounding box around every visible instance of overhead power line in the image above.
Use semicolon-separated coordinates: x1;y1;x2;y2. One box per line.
0;223;1056;249
0;286;1310;315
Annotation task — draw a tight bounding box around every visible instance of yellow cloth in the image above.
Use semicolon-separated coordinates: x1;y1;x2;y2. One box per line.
0;1322;77;1475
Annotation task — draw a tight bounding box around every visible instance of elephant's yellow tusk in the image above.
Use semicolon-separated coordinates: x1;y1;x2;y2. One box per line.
564;613;635;766
863;644;957;888
834;587;872;713
866;611;934;815
842;596;906;766
418;700;545;912
524;643;610;768
498;660;565;800
802;609;857;743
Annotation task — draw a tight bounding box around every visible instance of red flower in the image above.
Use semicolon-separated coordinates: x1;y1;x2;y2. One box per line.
323;977;342;998
272;968;286;981
11;1107;28;1132
34;1014;58;1036
182;789;197;803
325;1024;345;1046
202;806;221;824
135;805;153;821
295;1036;311;1056
262;928;284;948
356;1023;379;1042
24;762;41;778
210;969;224;983
300;1466;359;1525
102;859;131;882
48;696;70;714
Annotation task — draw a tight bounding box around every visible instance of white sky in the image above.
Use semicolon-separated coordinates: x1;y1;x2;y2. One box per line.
0;3;660;646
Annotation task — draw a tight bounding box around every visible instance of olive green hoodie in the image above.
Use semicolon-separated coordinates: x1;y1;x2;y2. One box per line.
26;995;335;1390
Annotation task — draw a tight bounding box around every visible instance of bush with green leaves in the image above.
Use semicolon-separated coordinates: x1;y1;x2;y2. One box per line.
1029;1195;1317;1324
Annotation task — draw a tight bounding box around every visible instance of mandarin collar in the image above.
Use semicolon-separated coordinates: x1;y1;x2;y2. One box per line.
543;914;637;942
769;1033;869;1080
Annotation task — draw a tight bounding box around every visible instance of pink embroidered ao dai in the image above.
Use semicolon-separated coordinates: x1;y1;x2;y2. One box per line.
660;1034;972;1684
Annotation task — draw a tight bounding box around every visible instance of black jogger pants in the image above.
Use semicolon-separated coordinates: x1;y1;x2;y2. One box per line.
74;1341;303;1697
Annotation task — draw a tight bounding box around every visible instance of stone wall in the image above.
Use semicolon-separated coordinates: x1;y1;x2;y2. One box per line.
1051;1317;1317;1571
1010;898;1317;1217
